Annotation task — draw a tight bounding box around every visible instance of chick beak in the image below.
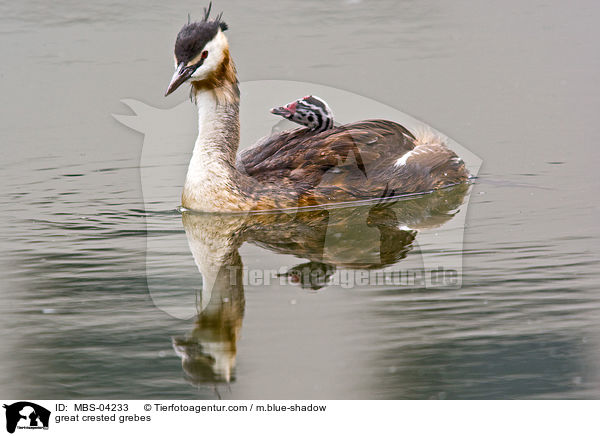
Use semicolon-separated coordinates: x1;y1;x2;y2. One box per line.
270;101;297;118
270;106;290;117
165;63;192;96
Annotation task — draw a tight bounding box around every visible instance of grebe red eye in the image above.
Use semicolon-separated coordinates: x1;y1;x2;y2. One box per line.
201;50;208;59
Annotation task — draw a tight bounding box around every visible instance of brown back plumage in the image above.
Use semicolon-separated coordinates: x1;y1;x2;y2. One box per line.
237;119;467;209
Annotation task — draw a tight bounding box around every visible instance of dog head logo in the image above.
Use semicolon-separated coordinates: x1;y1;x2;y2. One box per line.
3;402;50;434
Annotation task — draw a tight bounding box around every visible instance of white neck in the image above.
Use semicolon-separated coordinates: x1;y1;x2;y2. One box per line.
182;88;244;211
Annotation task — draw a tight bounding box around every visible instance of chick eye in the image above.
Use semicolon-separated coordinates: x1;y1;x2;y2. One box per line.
201;50;208;59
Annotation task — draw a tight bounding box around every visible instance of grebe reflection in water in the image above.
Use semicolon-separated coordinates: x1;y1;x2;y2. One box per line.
171;184;469;385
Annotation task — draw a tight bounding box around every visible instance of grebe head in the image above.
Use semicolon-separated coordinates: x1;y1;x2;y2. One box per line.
165;3;230;96
270;95;334;132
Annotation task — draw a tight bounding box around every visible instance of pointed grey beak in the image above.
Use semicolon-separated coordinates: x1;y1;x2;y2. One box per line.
270;106;291;117
271;101;297;118
165;63;193;96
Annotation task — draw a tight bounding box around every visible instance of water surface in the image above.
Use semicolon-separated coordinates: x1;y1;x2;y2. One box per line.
1;0;599;399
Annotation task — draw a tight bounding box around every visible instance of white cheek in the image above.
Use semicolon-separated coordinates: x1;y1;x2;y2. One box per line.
190;64;212;80
190;67;205;79
190;31;228;80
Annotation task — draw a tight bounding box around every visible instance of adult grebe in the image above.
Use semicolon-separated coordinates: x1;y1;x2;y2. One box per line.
165;5;469;212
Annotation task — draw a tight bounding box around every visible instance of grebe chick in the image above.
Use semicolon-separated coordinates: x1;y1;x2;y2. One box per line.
271;95;334;132
164;5;469;212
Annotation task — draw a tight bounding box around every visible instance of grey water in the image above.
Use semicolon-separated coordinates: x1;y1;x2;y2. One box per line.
1;0;599;399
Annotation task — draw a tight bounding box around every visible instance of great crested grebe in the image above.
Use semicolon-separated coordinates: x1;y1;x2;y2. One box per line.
271;95;335;132
165;5;469;212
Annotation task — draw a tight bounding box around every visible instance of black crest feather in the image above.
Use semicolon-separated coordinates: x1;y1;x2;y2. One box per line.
201;2;227;29
203;2;212;21
174;3;228;64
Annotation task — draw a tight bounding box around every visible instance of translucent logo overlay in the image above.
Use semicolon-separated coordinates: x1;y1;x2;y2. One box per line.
114;80;481;320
